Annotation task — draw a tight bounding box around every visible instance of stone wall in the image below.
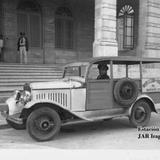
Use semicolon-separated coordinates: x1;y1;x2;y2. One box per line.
93;0;118;57
145;0;160;57
2;0;17;63
138;0;160;58
2;0;160;64
1;0;94;64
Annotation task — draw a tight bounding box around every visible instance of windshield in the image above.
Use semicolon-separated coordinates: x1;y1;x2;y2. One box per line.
63;65;88;78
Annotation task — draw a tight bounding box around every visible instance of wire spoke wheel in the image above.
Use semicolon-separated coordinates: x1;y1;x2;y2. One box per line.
120;83;134;100
27;107;61;142
34;116;55;132
134;106;147;123
114;78;138;106
129;100;151;127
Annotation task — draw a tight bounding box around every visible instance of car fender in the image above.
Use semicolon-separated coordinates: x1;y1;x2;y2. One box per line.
128;94;156;115
24;99;69;110
24;100;88;120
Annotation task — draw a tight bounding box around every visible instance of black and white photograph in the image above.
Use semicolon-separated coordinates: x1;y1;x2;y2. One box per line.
0;0;160;159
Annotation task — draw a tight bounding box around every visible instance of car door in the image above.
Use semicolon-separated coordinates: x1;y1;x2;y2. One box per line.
86;61;113;111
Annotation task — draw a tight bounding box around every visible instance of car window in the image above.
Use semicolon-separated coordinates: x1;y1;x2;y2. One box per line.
113;64;126;78
143;63;160;78
88;64;99;79
128;64;140;79
64;65;88;78
88;63;110;80
64;66;79;77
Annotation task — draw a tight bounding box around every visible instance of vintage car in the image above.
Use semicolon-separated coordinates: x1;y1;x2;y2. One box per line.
2;56;160;141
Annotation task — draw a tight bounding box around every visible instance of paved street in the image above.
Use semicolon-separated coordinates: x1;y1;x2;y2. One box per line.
0;112;160;149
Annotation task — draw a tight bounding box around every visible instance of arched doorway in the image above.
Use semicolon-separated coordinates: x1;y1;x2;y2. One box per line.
117;0;139;56
17;0;43;63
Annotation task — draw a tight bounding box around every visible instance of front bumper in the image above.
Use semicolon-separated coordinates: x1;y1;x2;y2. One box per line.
1;111;23;125
1;90;29;125
6;95;25;116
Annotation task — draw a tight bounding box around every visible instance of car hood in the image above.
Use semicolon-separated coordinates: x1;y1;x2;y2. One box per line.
30;78;83;90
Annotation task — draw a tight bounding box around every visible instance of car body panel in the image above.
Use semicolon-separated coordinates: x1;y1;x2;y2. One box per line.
26;89;71;110
30;79;83;90
86;79;114;110
71;88;86;111
25;88;86;112
6;97;23;115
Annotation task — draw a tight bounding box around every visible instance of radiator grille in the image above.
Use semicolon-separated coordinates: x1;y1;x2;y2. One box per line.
32;90;70;108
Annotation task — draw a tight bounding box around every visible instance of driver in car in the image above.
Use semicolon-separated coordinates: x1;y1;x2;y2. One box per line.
97;64;110;80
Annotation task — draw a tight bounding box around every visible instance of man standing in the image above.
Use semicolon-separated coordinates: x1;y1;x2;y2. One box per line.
17;32;29;64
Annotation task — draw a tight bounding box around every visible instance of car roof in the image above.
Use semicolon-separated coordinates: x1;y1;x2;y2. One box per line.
90;56;160;64
69;56;160;65
64;62;90;67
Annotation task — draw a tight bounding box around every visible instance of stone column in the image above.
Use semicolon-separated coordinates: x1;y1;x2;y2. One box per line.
41;2;56;64
138;0;160;58
93;0;118;57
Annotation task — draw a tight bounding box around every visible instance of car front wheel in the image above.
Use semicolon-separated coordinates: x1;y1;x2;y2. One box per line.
129;100;151;127
26;107;61;142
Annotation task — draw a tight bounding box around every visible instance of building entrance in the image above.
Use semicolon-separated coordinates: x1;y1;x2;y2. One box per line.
17;1;43;63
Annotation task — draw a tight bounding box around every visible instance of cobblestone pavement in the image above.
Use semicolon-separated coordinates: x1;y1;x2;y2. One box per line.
0;113;160;149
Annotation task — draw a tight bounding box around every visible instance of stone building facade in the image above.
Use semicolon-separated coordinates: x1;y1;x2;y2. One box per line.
0;0;160;64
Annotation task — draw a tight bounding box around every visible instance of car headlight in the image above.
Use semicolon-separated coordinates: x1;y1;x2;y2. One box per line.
23;83;31;92
21;83;32;103
13;90;21;100
21;90;32;103
12;83;32;104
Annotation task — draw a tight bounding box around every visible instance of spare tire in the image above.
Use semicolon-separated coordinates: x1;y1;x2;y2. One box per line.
114;78;138;106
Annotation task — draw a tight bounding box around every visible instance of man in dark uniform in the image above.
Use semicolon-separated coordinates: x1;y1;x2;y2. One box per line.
97;64;110;80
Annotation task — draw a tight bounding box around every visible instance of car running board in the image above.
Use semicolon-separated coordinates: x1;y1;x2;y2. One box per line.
72;108;129;121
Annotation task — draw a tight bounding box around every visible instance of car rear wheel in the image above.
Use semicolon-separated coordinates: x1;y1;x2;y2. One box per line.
129;100;151;127
27;107;61;142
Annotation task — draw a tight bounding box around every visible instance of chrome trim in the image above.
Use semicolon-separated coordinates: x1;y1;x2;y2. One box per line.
32;89;71;109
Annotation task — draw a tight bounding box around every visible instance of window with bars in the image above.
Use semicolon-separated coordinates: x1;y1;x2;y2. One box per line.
117;5;135;51
55;7;73;49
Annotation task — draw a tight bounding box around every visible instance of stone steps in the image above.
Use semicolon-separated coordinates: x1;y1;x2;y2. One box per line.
0;75;62;79
0;63;63;108
0;71;62;75
0;78;59;83
0;103;7;112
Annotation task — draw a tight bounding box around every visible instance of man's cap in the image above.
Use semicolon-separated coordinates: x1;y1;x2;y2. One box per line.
98;64;109;70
